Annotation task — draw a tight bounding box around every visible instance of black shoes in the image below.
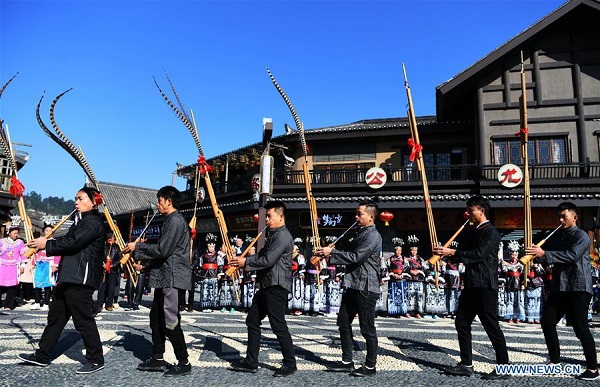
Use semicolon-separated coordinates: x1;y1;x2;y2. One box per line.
17;353;50;367
228;360;258;373
444;363;474;376
481;370;511;380
137;357;166;372
577;369;600;381
350;365;376;377
76;361;105;374
164;362;191;377
325;360;355;372
273;364;297;377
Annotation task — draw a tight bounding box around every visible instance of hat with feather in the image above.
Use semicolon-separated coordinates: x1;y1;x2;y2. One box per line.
407;234;420;247
392;237;404;247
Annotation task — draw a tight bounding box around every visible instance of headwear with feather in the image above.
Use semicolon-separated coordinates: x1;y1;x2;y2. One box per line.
392;237;404;247
507;240;521;254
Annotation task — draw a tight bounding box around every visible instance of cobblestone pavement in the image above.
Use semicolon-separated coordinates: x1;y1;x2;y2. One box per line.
1;297;599;387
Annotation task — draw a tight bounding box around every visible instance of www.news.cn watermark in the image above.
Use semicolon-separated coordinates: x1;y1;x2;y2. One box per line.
495;364;581;376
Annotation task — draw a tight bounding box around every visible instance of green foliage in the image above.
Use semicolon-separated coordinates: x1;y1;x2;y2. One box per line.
24;191;75;215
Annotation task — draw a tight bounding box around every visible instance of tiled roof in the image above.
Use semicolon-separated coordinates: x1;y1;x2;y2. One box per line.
437;0;600;93
201;116;441;163
93;181;158;216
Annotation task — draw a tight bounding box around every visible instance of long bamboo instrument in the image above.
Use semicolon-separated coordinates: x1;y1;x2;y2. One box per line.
403;64;441;289
36;90;138;287
267;68;322;288
517;52;532;286
24;209;78;258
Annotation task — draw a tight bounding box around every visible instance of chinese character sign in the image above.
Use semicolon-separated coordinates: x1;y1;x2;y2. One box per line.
321;213;344;227
497;163;523;188
365;167;387;189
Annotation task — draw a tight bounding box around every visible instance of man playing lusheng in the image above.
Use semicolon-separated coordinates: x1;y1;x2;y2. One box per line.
433;195;509;380
125;186;192;377
526;202;599;381
316;201;382;377
228;200;297;377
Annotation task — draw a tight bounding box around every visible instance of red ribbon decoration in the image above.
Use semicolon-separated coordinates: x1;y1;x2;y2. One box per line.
407;138;423;162
9;176;25;198
197;155;213;174
190;228;197;240
514;127;528;136
93;192;104;205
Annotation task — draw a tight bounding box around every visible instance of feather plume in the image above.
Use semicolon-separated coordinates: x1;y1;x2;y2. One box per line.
36;90;97;184
266;68;309;157
48;89;97;184
0;127;17;172
153;75;203;155
0;72;19;161
0;72;18;101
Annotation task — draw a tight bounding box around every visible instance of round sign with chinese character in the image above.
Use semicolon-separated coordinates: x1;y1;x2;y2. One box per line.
196;187;205;202
497;163;523;188
365;167;387;189
251;174;260;191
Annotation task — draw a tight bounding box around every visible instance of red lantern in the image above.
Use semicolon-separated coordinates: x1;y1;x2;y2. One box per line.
253;213;260;222
379;211;394;226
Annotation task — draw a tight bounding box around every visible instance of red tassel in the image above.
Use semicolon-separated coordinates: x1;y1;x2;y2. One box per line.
9;176;25;198
93;192;104;205
190;228;197;240
514;127;528;136
197;155;213;174
407;138;423;162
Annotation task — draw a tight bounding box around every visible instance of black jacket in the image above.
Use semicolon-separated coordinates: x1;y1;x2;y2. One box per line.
544;225;593;294
46;210;106;288
455;221;500;290
135;210;191;290
245;225;293;291
330;224;382;294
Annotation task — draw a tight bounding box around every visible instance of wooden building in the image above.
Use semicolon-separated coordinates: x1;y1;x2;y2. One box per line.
120;0;600;255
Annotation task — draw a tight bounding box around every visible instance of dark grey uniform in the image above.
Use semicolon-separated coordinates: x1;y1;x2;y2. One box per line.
329;224;382;368
135;210;191;364
541;225;597;370
243;225;295;369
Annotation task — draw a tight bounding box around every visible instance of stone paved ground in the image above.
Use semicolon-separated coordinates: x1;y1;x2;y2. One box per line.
1;294;599;387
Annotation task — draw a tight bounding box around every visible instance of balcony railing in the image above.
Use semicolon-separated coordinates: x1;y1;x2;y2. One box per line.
273;162;600;186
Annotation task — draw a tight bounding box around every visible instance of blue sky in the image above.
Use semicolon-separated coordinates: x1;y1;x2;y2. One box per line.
1;0;566;200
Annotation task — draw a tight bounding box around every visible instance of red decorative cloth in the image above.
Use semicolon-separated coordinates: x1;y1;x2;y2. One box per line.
9;176;25;198
93;192;104;205
514;127;528;136
197;155;213;174
407;138;423;162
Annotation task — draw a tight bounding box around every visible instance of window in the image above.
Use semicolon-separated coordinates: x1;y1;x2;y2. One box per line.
493;137;567;165
313;163;375;183
403;152;452;181
312;143;376;163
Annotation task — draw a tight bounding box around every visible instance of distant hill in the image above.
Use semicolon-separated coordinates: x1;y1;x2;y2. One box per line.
24;191;75;215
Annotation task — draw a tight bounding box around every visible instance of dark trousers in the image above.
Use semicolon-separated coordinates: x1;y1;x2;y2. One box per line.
126;272;145;306
0;285;18;309
96;273;118;308
150;287;189;363
36;283;103;364
337;288;379;368
34;287;52;306
245;285;296;368
455;287;509;365
541;291;598;369
20;282;34;301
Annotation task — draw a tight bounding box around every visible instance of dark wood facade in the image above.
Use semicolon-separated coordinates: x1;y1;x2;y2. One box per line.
118;0;600;255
